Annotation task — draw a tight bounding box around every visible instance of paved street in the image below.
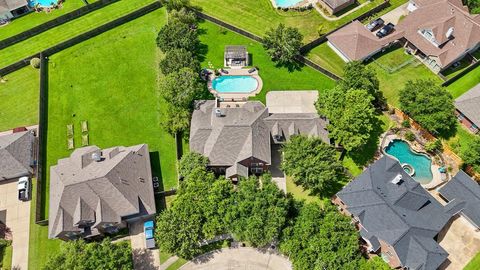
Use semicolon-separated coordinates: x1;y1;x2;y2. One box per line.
0;179;31;270
180;247;292;270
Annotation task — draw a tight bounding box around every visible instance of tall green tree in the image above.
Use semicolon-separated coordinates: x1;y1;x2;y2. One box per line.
461;136;480;172
280;203;363;270
160;0;190;11
169;8;197;26
227;175;288;247
160;48;200;75
263;24;303;66
399;80;456;135
282;135;343;196
159;67;204;109
157;20;198;53
340;61;383;106
162;105;191;134
178;152;209;178
316;87;376;151
42;239;133;270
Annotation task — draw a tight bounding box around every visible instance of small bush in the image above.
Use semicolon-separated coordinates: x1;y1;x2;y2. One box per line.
401;120;411;128
425;139;442;152
30;57;41;69
405;131;415;141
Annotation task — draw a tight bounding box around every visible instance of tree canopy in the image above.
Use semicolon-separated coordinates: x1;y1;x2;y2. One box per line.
178;152;209;178
316;87;376;151
169;8;197;26
399;80;456;135
42;239;133;270
160;48;200;75
465;0;480;14
281;135;344;196
263;24;303;66
340;61;383;106
160;0;190;11
461;136;480;172
227;175;289;247
159;67;204;108
157;20;199;53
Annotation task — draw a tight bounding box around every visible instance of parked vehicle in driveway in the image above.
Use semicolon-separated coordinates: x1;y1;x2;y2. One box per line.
376;23;395;38
144;220;155;249
366;18;384;31
18;177;30;201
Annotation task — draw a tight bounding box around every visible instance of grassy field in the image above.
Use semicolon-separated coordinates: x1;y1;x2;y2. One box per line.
0;0;90;41
0;67;40;131
441;57;473;79
28;8;169;269
465;252;480;270
0;0;155;68
306;42;346;76
447;64;480;98
286;176;321;204
197;21;336;103
191;0;407;43
0;242;12;270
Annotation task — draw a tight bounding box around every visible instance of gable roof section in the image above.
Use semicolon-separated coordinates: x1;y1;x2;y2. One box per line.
0;130;35;181
336;156;452;270
263;113;330;144
439;170;480;228
322;0;352;9
455;83;480;127
48;144;156;239
224;45;247;59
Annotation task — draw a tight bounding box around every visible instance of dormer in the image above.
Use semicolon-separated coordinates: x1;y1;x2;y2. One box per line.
419;28;441;47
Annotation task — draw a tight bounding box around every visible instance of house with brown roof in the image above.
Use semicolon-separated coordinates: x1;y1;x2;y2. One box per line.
318;0;355;15
327;0;480;73
189;97;329;181
454;83;480;133
0;0;29;20
48;144;156;241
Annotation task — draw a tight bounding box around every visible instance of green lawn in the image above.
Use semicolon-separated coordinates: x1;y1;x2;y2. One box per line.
444;123;477;160
0;0;156;68
0;0;89;41
28;8;169;269
198;21;336;104
441;57;472;79
191;0;407;43
165;258;188;270
0;67;39;131
465;252;480;270
306;42;346;76
286;176;321;204
446;64;480;99
1;242;13;270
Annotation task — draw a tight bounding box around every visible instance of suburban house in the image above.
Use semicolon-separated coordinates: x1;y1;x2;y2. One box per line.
224;46;249;68
318;0;355;15
454;83;480;133
48;144;156;241
439;170;480;230
0;130;36;182
189;95;329;181
327;0;480;73
0;0;29;20
334;156;458;270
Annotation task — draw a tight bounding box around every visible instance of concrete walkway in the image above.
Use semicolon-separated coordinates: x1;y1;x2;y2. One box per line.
129;220;161;270
159;256;179;270
179;247;292;270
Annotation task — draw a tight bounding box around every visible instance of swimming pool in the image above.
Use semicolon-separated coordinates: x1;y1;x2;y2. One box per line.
29;0;58;7
212;75;258;93
385;139;433;184
274;0;303;8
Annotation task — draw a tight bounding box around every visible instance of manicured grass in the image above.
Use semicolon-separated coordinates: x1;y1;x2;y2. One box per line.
198;21;336;104
191;0;407;43
1;242;13;270
28;8;169;270
0;0;156;68
0;0;89;41
373;44;412;69
286;176;321;204
446;64;480;99
165;258;188;270
465;252;480;270
307;42;346;76
444;123;477;160
0;67;39;131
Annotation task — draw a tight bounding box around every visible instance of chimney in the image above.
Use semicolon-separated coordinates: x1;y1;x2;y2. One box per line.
446;27;454;39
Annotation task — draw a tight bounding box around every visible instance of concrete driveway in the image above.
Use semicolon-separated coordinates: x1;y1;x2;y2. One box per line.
180;247;292;270
266;91;318;114
129;220;161;270
0;179;31;270
438;215;480;270
380;3;408;25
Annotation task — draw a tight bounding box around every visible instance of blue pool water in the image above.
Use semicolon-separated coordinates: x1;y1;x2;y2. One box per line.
212;76;258;93
29;0;58;7
275;0;303;8
385;140;433;184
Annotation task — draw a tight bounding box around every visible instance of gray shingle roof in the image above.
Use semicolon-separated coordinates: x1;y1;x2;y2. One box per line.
226;163;248;178
0;130;35;181
439;170;480;228
337;156;452;270
48;144;156;239
0;0;28;12
322;0;352;9
264;113;330;144
190;100;271;166
224;46;247;59
455;83;480;127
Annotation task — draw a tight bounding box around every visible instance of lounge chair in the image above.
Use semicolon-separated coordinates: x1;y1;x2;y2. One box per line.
81;121;88;133
248;67;256;73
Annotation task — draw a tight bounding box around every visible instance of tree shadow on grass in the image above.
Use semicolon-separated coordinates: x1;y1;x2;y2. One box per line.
150;151;167;211
435;124;458;140
347;115;386;168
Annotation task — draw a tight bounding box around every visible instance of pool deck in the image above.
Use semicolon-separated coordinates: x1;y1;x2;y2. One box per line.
269;0;309;9
207;68;263;100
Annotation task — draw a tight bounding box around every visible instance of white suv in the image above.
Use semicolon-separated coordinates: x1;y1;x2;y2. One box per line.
18;177;30;201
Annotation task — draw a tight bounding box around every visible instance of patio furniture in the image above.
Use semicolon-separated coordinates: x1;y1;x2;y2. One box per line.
67;138;74;150
81;121;88;133
248;67;256;73
81;134;89;147
67;124;74;138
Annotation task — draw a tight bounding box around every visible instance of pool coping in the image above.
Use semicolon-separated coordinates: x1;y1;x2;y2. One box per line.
382;135;444;189
207;69;263;101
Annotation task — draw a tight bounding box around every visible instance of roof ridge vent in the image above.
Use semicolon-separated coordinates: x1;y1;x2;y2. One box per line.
391;174;403;185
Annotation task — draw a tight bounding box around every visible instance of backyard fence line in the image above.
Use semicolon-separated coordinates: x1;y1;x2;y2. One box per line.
295;55;341;80
0;1;162;76
300;0;391;54
0;0;120;50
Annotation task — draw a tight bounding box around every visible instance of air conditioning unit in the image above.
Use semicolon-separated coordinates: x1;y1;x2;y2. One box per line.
391;174;403;185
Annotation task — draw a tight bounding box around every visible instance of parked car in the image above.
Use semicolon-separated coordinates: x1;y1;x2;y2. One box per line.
376;23;395;38
18;177;30;201
366;18;384;32
144;220;155;249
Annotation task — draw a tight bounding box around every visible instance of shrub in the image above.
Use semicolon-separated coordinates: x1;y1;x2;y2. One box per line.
405;131;415;141
30;57;41;69
401;120;411;128
425;139;442;153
